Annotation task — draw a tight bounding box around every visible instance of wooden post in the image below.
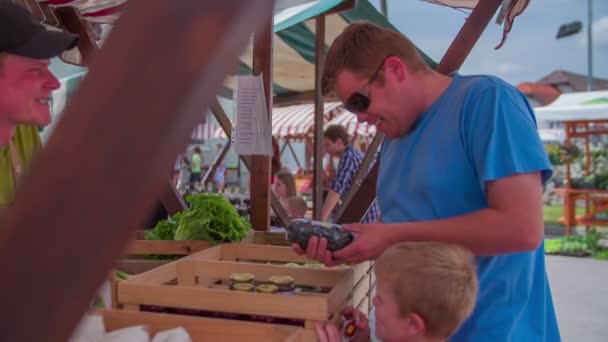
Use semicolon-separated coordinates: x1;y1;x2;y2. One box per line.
53;6;98;64
209;97;291;228
313;15;326;220
161;178;188;214
286;139;304;170
565;122;573;235
0;2;272;341
202;141;231;188
436;0;503;75
54;4;187;215
250;12;274;230
338;0;503;224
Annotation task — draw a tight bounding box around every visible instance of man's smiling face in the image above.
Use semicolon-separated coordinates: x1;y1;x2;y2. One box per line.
0;54;60;127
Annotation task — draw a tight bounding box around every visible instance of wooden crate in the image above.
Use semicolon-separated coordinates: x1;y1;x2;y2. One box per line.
95;308;310;341
116;244;372;341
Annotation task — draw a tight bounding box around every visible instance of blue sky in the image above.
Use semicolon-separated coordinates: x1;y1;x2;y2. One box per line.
368;0;608;86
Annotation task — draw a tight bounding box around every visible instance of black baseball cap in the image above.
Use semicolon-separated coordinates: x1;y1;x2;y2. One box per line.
0;1;79;59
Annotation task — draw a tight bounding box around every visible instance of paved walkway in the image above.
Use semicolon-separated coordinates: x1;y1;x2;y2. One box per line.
546;255;608;342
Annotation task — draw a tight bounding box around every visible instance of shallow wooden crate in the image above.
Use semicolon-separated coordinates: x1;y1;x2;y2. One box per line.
95;308;311;341
116;244;371;341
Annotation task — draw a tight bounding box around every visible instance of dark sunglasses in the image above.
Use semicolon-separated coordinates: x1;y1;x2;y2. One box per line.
344;56;388;113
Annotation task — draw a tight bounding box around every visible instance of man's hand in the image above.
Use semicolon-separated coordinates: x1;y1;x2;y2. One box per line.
332;223;395;263
291;223;396;265
291;236;340;267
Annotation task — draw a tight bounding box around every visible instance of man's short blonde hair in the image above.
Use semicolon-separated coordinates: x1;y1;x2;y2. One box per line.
375;241;477;339
322;22;431;95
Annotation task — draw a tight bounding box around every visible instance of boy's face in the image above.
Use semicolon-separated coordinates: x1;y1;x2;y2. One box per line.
373;277;424;342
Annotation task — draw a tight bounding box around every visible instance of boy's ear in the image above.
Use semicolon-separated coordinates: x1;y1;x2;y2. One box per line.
403;312;426;336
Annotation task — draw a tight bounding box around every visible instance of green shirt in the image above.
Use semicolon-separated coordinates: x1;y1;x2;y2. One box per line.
191;153;202;173
0;125;42;207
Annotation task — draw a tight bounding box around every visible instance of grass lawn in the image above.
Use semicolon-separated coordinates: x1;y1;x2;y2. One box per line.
544;205;585;226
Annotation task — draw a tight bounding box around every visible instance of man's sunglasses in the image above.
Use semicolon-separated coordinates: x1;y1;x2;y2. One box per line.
344;56;388;114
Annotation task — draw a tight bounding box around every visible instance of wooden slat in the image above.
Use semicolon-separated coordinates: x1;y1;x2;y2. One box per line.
128;246;224;284
126;239;211;255
351;273;371;311
115;259;169;275
250;13;274;231
224;244;315;263
252;231;291;246
177;259;346;287
117;283;330;321
335;163;380;224
313;15;326;220
97;309;305;342
326;268;354;317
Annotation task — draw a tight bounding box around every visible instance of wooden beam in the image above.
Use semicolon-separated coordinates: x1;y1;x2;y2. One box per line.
161;178;187;215
0;1;273;341
209;99;232;138
54;5;188;217
274;90;337;107
333;133;383;223
337;0;503;224
53;6;99;65
250;12;274;231
313;15;326;220
436;0;503;75
286;139;304;170
202;141;231;187
209;94;291;228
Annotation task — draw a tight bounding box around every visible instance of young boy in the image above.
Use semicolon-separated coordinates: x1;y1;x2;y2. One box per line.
286;196;308;219
316;241;478;342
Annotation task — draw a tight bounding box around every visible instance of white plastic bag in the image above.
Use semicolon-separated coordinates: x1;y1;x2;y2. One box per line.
151;327;192;342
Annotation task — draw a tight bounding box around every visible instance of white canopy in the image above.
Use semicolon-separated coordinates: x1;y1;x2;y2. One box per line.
534;91;608;122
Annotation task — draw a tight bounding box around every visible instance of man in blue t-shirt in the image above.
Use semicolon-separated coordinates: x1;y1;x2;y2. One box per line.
293;22;561;341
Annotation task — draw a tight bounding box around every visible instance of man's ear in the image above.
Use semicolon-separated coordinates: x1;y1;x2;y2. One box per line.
385;56;407;83
403;312;426;336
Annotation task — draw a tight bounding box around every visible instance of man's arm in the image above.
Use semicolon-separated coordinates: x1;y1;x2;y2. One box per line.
321;189;341;221
331;172;544;263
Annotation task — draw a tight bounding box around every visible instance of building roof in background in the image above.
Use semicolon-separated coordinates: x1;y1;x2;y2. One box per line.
537;70;608;93
516;82;561;106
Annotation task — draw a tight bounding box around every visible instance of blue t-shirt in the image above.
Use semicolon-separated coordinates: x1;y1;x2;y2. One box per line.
376;74;560;341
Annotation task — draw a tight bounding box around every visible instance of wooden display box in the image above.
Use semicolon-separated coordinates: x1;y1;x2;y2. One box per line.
116;244;373;340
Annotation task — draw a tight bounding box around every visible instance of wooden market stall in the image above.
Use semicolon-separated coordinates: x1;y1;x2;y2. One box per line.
0;0;531;341
536;91;608;234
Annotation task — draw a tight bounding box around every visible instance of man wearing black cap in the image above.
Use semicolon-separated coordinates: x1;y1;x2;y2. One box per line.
0;1;78;207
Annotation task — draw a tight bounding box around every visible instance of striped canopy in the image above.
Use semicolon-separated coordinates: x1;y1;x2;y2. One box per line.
272;102;343;139
194;101;347;141
327;109;376;141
